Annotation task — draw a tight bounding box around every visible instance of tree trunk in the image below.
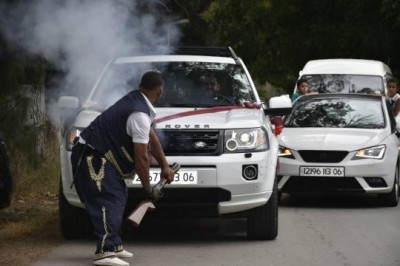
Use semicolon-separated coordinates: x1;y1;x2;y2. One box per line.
22;84;45;157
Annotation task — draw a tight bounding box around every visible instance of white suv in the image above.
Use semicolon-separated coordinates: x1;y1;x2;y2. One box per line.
58;47;288;240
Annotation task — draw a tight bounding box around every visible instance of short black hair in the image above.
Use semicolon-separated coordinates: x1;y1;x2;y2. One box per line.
297;78;308;88
387;78;398;85
139;71;164;91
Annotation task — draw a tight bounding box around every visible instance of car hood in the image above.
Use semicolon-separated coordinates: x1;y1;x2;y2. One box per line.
154;107;265;129
76;106;266;129
279;127;387;151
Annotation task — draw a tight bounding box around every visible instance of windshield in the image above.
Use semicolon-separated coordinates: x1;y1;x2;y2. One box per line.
91;61;256;108
285;97;385;129
300;74;385;95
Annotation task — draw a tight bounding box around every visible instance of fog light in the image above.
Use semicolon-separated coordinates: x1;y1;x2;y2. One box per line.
364;177;387;188
243;164;258;180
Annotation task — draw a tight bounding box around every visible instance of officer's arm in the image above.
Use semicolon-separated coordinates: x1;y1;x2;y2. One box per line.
133;143;151;192
149;128;168;169
149;128;175;183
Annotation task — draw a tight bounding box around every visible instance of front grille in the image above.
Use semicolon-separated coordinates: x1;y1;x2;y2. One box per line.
299;150;349;163
282;176;364;193
156;129;222;156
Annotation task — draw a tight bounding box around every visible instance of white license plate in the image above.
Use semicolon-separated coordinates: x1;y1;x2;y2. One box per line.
299;166;344;177
131;170;198;185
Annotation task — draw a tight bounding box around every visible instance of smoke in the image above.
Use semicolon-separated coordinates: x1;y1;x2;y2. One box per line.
0;0;180;125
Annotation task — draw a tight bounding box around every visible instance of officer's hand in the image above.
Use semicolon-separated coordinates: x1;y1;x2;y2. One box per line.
146;186;163;202
161;166;175;184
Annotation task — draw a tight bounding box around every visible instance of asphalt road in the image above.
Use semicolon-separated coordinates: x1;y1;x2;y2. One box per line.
31;194;400;266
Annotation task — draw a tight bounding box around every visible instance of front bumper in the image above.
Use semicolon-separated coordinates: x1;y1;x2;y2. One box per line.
60;144;277;216
277;154;397;194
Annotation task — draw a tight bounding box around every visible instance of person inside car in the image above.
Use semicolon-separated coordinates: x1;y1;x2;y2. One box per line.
291;78;309;102
200;74;221;98
386;78;400;116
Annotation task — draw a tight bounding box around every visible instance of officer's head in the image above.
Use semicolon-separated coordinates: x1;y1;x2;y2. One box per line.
139;71;164;103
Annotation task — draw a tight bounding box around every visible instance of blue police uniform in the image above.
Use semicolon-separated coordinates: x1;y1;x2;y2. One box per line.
71;90;150;258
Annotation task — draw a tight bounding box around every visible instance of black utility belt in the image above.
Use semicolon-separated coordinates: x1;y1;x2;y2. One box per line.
77;143;103;157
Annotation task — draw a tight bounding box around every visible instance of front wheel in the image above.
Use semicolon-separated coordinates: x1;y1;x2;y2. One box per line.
247;177;278;240
379;165;399;207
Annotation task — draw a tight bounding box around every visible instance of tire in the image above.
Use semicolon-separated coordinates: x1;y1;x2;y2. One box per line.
59;178;93;239
379;164;399;207
247;177;278;240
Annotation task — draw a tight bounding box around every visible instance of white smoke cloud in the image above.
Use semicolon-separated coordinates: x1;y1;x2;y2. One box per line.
0;0;181;130
1;0;180;97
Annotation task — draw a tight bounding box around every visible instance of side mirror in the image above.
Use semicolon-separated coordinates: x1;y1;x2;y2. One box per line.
264;95;292;116
58;96;79;109
58;96;79;133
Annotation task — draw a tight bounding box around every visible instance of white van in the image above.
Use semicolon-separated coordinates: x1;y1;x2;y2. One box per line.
294;59;393;96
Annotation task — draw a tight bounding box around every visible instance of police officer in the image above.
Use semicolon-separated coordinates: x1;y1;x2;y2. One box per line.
71;71;175;266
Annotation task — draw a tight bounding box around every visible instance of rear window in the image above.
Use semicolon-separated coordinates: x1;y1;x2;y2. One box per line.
301;74;385;95
285;97;385;129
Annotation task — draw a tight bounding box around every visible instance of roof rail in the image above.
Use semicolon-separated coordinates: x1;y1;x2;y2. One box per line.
175;46;240;63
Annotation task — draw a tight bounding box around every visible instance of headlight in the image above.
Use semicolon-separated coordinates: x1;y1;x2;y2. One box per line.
66;128;82;151
278;145;295;159
224;128;269;153
352;145;386;160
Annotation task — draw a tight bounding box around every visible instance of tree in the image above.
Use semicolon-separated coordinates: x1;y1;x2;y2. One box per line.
0;33;46;164
202;0;400;93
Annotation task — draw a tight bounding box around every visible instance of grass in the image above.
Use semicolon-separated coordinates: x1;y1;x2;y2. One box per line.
0;123;60;242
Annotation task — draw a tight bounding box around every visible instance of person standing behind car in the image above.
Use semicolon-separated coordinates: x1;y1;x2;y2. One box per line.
291;78;309;102
386;78;400;116
71;71;175;266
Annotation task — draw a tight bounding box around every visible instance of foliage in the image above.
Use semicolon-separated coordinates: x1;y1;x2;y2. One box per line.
10;120;60;197
201;0;400;93
255;80;288;101
169;0;212;45
0;120;59;243
0;35;46;166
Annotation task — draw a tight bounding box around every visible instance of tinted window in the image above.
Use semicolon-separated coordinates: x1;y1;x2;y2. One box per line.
286;97;385;129
92;61;256;108
301;74;385;95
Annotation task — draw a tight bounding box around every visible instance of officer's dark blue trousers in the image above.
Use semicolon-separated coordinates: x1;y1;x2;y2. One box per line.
71;143;128;255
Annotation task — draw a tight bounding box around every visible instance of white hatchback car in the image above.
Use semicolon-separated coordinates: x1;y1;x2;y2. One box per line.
277;93;400;206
